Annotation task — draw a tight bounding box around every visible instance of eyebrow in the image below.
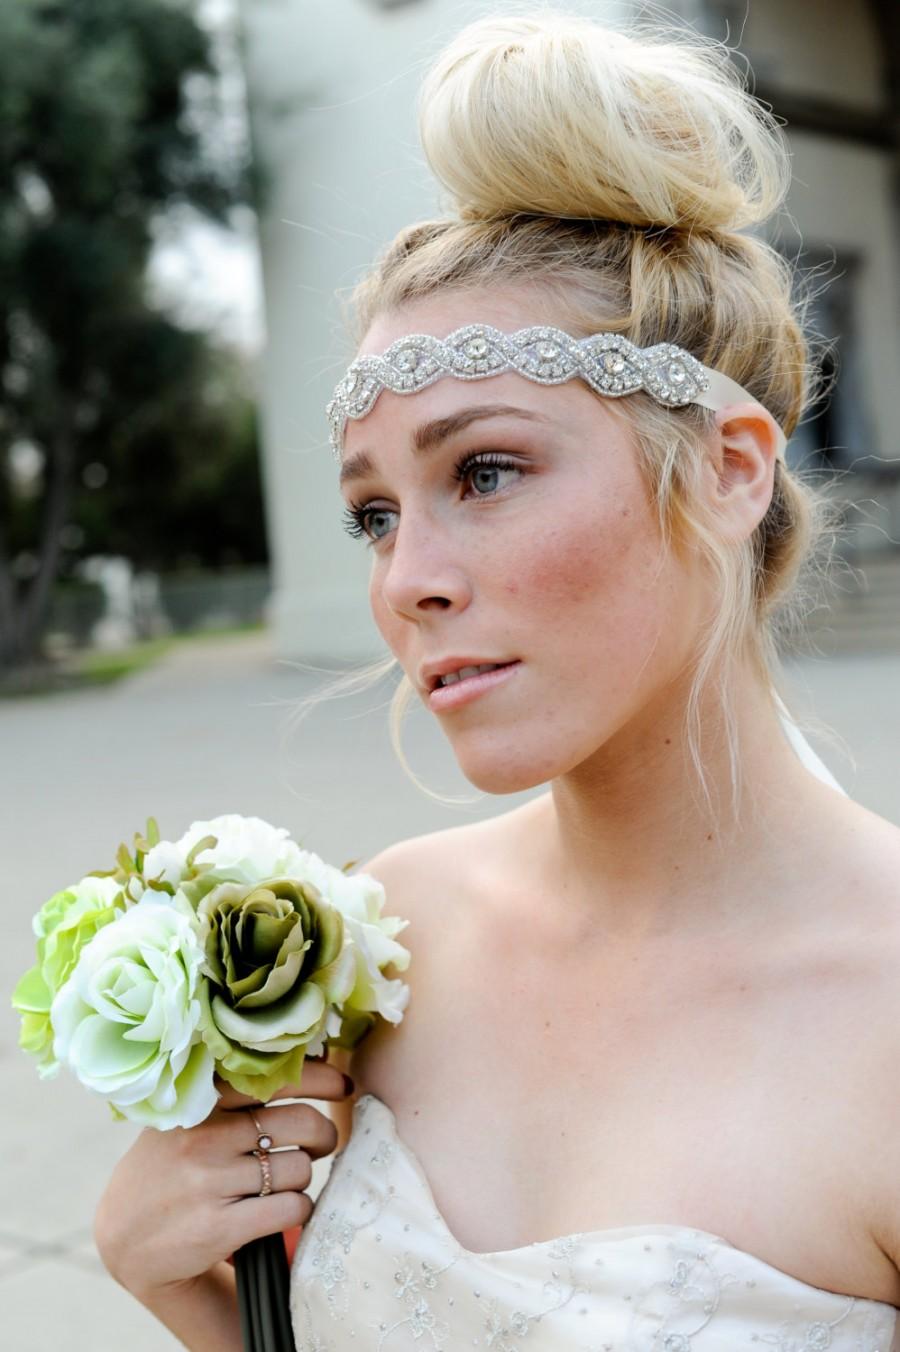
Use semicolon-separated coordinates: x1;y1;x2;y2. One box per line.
338;403;550;487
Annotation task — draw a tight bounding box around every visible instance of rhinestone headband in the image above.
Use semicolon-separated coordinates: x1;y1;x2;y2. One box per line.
326;324;787;461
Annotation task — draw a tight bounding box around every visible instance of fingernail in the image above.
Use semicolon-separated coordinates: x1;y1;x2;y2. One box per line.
342;1073;355;1095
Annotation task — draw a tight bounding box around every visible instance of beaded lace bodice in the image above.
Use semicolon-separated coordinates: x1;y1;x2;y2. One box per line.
289;1093;898;1350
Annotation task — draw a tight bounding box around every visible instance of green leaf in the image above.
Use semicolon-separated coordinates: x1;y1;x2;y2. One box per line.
142;878;176;898
134;815;163;863
329;1010;377;1051
214;1044;311;1103
186;835;217;871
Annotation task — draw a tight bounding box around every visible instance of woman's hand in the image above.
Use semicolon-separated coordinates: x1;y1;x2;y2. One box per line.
93;1056;353;1303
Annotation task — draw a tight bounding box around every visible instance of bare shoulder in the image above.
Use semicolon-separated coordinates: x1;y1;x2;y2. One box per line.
325;800;541;1145
848;796;900;874
351;793;544;926
832;802;900;1275
842;799;900;935
812;791;900;931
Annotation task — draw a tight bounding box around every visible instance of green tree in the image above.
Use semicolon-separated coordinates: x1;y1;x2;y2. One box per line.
45;318;267;573
0;0;264;668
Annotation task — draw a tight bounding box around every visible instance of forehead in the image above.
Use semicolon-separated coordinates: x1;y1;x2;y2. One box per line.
340;290;629;465
356;288;558;358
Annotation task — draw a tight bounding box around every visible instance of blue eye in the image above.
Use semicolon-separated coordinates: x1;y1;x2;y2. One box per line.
341;451;523;546
341;504;397;541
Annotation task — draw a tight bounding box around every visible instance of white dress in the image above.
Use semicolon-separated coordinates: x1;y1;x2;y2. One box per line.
291;717;887;1347
289;1093;898;1350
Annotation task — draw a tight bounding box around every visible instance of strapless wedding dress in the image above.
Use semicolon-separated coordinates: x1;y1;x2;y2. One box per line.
289;1092;898;1350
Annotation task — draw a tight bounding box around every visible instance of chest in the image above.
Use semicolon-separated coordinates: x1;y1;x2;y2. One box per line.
350;901;900;1306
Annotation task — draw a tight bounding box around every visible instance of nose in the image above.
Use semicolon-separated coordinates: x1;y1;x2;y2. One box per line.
378;511;473;621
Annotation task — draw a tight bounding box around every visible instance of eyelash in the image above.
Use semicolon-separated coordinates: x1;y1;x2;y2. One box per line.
341;450;524;544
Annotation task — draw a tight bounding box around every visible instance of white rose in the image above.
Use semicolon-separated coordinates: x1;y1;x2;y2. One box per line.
141;839;191;889
342;913;412;1024
169;814;306;885
292;852;411;1026
50;900;216;1129
295;851;411;973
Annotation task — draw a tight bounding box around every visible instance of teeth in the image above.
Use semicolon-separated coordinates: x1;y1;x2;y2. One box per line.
438;662;503;687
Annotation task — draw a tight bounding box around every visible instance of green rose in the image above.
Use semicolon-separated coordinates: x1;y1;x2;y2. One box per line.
11;875;125;1077
281;854;412;1051
195;877;346;1099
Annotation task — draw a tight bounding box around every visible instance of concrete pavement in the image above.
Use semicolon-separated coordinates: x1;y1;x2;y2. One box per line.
2;629;898;1349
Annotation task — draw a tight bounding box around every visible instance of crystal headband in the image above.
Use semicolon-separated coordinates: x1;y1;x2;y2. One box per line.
326;324;787;461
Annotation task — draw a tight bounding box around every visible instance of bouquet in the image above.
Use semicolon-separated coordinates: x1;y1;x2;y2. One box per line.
11;813;411;1352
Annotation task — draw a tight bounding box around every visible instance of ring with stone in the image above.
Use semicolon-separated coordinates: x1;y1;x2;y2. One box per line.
249;1107;274;1154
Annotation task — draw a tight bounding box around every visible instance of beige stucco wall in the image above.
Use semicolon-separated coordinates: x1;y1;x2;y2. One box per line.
782;131;900;465
239;0;899;662
738;0;884;109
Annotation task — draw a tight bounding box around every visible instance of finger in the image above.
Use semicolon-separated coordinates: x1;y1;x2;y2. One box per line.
214;1062;351;1112
221;1191;314;1253
227;1101;340;1159
227;1148;313;1201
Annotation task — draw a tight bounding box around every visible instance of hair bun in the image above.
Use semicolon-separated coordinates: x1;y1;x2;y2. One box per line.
418;13;789;233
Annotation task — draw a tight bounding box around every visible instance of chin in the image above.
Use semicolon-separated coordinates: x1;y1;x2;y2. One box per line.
451;743;561;796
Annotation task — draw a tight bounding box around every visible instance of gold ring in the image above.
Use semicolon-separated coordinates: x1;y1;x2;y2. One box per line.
254;1149;273;1197
249;1106;274;1153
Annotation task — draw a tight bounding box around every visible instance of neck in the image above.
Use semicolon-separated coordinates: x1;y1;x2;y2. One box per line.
525;666;840;949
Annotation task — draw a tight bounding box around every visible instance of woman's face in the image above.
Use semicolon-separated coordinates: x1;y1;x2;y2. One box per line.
338;291;713;794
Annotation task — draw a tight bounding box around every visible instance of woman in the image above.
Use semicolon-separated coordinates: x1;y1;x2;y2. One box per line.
94;12;900;1349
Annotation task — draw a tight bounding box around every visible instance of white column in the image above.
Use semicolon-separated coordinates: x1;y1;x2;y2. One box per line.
238;0;631;661
240;0;897;659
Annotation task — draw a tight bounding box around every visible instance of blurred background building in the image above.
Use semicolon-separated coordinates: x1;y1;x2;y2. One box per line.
237;0;900;662
2;0;899;678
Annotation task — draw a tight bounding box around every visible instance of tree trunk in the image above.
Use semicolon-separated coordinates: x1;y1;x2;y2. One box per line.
0;525;21;668
2;407;76;670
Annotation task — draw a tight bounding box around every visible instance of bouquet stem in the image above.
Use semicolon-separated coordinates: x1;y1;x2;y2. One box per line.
234;1233;296;1352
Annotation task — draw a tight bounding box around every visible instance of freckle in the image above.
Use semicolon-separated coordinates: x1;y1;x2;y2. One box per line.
706;833;713;841
664;738;671;745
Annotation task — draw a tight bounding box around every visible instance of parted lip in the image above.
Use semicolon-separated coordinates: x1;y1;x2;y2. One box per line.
420;657;517;692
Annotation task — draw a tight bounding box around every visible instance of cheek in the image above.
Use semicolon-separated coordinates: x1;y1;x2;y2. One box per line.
369;567;394;642
505;501;660;630
511;504;694;719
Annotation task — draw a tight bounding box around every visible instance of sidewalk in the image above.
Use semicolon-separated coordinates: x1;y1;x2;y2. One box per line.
3;630;898;1349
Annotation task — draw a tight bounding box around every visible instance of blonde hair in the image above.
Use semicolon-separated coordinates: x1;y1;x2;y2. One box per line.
298;10;846;826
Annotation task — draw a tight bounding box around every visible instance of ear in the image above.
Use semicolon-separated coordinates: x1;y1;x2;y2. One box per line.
707;402;782;542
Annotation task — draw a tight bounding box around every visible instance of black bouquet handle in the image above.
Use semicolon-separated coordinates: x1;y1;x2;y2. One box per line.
234;1232;296;1352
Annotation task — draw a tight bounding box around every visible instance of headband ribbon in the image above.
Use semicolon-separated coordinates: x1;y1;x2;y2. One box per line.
326;323;787;460
324;325;850;799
